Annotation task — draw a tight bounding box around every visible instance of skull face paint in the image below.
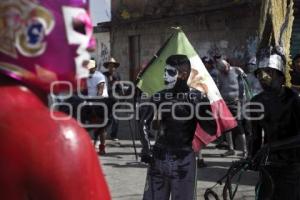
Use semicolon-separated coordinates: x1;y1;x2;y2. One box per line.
0;0;94;92
164;65;178;89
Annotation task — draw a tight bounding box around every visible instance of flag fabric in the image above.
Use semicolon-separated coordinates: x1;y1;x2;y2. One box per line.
242;77;254;101
137;28;237;151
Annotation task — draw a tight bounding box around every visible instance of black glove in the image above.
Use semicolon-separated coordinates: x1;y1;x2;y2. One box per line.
243;156;257;171
249;144;270;171
140;153;154;164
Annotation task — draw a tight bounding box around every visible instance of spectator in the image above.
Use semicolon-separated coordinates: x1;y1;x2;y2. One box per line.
197;57;218;167
241;57;263;140
245;57;263;97
202;56;218;84
103;57;122;141
215;56;248;157
87;59;109;155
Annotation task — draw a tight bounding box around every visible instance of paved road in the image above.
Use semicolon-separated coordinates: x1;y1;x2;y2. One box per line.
99;140;258;200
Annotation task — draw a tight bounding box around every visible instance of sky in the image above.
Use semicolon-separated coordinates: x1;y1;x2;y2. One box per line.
90;0;111;26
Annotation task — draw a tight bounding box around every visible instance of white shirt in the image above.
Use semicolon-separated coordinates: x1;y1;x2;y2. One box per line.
87;71;108;97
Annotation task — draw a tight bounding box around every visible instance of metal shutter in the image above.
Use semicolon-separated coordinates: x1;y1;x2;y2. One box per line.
291;0;300;57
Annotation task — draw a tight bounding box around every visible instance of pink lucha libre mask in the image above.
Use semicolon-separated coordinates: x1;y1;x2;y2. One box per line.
0;0;95;91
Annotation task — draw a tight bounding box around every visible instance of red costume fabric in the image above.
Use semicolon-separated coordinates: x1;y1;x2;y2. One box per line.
0;77;111;199
0;1;111;198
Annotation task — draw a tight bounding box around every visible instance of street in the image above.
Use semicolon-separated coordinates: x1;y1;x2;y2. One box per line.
99;140;259;200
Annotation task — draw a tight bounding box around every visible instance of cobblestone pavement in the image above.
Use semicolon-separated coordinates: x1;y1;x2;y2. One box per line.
99;140;258;200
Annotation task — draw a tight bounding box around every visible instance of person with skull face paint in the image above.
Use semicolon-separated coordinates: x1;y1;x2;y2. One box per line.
249;47;300;200
0;0;110;199
139;54;217;200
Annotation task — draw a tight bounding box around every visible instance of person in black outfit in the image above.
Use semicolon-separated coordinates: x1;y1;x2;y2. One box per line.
249;47;300;200
139;54;217;200
103;57;122;141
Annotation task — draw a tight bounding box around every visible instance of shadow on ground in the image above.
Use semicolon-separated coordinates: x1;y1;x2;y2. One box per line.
197;165;258;186
103;161;148;169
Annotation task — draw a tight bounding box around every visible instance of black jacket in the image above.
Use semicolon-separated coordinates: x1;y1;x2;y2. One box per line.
138;84;217;155
103;71;122;97
250;87;300;164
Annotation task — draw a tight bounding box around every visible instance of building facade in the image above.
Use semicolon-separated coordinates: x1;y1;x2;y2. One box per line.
103;0;260;81
92;22;111;71
94;0;299;139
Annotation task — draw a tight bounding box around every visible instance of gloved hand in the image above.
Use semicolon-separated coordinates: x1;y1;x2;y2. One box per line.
140;147;154;165
243;156;257;171
140;153;153;164
248;144;270;171
255;144;270;160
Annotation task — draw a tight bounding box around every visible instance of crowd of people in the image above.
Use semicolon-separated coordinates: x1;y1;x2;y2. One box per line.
58;57;123;155
66;51;300;199
137;50;300;200
54;46;300;198
62;53;300;162
45;33;300;199
3;1;300;199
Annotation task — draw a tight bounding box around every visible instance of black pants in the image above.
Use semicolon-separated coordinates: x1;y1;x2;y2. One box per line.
227;102;245;135
107;97;119;139
257;165;300;200
222;101;247;152
108;115;119;138
143;146;197;200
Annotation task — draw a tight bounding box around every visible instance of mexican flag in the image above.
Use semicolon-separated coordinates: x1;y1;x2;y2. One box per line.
137;28;237;151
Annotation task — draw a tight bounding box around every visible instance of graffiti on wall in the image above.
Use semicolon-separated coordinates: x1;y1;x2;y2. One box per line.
246;36;258;59
232;35;258;64
95;36;110;70
100;42;109;65
200;35;258;66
